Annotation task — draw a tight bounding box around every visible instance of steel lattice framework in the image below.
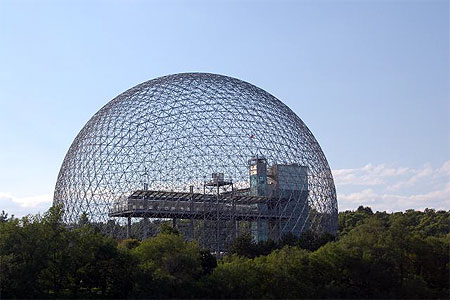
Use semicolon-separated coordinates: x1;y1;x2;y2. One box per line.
54;73;337;250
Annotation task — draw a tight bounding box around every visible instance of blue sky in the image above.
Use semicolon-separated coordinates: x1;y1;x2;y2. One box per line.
0;0;448;216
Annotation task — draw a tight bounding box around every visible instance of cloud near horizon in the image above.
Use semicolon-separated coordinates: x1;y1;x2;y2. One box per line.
333;161;450;212
0;192;53;217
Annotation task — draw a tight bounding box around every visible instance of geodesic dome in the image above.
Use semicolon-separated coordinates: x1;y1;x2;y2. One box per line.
54;73;337;247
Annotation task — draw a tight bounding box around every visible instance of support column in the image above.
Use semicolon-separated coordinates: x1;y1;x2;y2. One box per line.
190;185;194;240
232;197;237;238
216;183;220;254
143;217;149;239
127;216;131;238
190;219;195;240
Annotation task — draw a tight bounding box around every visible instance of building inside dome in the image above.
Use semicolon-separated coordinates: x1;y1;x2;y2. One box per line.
54;72;337;252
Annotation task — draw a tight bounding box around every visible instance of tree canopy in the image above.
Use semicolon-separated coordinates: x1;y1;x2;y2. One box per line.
0;206;448;299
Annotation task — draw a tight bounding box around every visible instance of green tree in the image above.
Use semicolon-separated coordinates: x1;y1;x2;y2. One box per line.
279;232;297;247
338;205;374;237
0;206;67;298
119;238;141;250
204;255;263;298
131;233;203;298
206;246;315;299
0;210;12;223
200;249;217;276
1;206;448;299
0;206;135;299
159;223;180;235
297;230;335;251
56;220;134;298
227;233;258;258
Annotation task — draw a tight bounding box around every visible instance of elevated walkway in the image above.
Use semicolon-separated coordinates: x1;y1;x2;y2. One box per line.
109;189;284;221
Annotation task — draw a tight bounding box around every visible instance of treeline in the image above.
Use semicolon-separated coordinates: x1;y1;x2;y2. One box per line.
0;206;448;299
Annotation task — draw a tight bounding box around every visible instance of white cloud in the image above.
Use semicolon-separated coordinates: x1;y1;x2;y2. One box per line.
0;192;52;217
332;163;412;186
388;164;433;191
338;184;450;212
437;161;450;176
334;161;450;212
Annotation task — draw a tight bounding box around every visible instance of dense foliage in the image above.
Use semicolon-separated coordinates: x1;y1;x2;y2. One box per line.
0;206;448;299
